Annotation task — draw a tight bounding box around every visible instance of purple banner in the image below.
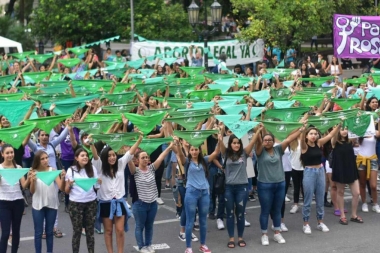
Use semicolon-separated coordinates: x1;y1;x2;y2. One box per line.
334;14;380;58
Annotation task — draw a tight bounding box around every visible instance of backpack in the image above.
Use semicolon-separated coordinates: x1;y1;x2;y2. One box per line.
213;157;227;195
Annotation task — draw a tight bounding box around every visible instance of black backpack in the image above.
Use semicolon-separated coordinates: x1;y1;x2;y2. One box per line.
213;157;227;195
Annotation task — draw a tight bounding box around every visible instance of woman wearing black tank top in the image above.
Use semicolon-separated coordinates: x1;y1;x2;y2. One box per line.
300;125;341;235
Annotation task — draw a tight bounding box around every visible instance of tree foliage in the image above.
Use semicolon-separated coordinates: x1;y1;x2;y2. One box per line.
29;0;196;44
230;0;376;51
0;16;35;51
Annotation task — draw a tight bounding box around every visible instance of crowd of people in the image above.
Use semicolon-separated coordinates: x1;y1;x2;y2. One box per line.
0;45;379;253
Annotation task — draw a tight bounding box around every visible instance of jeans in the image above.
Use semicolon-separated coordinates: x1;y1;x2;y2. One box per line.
178;184;187;227
302;167;325;222
0;199;24;253
32;207;57;253
207;165;225;218
184;186;209;248
257;181;285;233
132;200;158;250
225;184;248;238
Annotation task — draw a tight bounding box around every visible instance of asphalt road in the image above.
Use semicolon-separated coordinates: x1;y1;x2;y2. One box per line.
13;177;380;253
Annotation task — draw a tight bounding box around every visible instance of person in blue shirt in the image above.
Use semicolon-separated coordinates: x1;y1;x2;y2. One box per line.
285;48;296;65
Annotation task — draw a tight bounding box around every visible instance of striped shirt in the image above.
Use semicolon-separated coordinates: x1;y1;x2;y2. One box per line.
134;164;157;203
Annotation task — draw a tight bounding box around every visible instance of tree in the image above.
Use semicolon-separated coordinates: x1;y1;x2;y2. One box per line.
230;0;376;51
0;16;35;51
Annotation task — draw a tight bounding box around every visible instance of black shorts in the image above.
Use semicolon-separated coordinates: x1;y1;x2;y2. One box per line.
99;202;127;218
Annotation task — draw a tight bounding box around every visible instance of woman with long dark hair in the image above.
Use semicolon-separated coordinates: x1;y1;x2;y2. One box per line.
176;136;221;253
29;150;66;253
65;148;100;253
92;134;142;253
0;144;32;253
219;131;260;248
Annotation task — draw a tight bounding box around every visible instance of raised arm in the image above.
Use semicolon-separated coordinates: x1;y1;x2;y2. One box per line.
129;132;144;155
173;136;186;165
153;142;174;169
281;125;305;151
244;125;262;154
318;123;342;147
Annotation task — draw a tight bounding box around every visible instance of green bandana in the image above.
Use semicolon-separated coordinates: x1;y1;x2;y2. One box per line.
242;107;265;120
102;92;136;105
322;109;360;119
30;94;73;104
170;108;210;117
125;137;172;155
85;114;121;122
345;77;367;84
0;100;34;126
30;54;54;64
124;112;166;134
25;114;71;133
0;93;24;101
71;80;114;93
180;67;205;75
102;104;139;113
165;114;211;130
175;76;205;85
71;120;119;134
220;104;247;115
144;108;175;116
302;87;334;93
136;83;167;96
164;98;201;109
261;121;303;141
367;88;380;100
0;74;16;86
272;100;295;109
292;95;324;107
9;51;35;59
127;59;145;69
307;117;342;134
139;69;156;78
250;90;270;105
208;83;231;94
168;84;196;98
91;132;139;151
216;100;237;107
0;123;36;148
0;168;29;185
270;88;291;99
215;114;242;123
57;58;81;67
23;72;50;83
163;58;178;65
189;89;221;101
344;114;371;137
107;68;128;78
36;170;61;186
68;48;89;56
191;101;215;109
203;73;235;81
264;107;310;122
332;98;361;110
223;120;259;139
74;178;98;191
42;102;84;115
144;77;165;85
173;130;218;147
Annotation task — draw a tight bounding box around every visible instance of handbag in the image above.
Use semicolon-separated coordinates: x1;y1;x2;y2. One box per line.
213;157;227;195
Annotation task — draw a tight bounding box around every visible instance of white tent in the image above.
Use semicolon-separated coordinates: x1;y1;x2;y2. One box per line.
0;36;23;53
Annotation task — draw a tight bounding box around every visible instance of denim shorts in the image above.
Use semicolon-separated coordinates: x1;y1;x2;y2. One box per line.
357;159;378;171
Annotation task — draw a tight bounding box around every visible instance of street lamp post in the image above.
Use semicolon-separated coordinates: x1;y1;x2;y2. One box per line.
188;0;222;71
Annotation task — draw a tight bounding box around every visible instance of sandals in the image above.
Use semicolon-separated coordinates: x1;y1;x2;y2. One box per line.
227;241;235;248
238;240;246;247
339;217;348;225
350;216;364;223
54;229;63;238
42;232;46;239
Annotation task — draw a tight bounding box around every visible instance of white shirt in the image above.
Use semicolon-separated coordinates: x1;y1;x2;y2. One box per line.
358;136;376;157
0;164;24;201
289;141;304;171
274;143;292;172
65;165;98;203
32;167;59;210
92;151;134;201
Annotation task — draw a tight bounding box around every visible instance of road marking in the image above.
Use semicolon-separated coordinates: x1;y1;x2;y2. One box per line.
133;243;170;251
20;234;67;242
159;204;177;213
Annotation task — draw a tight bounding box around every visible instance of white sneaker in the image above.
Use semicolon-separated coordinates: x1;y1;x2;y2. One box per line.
178;233;186;242
245;219;250;227
217;218;225;230
191;233;198;242
273;233;286;244
156;198;164;205
261;235;269;246
362;203;369;212
139;246;150;253
285;195;290;202
317;223;329;232
372;204;380;213
303;224;312;234
289;205;298;214
147;245;155;253
280;223;288;232
126;202;131;209
377;175;380;181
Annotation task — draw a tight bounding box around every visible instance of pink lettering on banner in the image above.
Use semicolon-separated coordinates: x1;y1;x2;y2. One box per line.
333;14;380;58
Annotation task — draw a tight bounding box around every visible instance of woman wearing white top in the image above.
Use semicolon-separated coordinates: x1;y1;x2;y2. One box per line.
0;144;32;253
29;150;66;253
325;56;343;80
65;148;101;253
289;139;304;214
92;134;142;253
